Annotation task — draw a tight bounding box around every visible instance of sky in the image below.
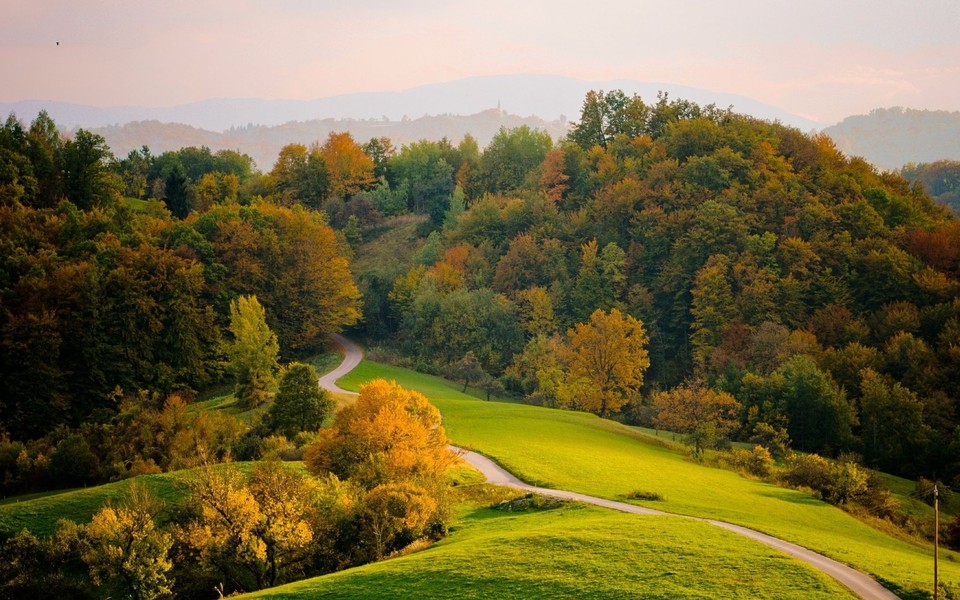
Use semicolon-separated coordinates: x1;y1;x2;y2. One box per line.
2;0;959;124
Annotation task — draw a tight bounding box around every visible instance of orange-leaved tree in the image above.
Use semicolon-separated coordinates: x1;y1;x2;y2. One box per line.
303;379;453;488
651;384;741;457
564;308;650;417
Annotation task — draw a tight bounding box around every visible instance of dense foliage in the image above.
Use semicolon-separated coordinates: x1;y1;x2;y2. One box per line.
0;112;359;451
902;160;960;215
351;91;960;483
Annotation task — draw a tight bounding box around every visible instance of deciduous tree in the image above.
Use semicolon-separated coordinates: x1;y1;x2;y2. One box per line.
651;384;741;457
564;308;649;417
226;295;279;408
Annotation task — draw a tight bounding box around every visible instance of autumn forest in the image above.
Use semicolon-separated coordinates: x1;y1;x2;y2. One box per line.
2;89;960;596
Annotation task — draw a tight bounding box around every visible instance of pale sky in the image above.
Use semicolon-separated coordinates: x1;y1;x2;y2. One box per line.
2;0;959;123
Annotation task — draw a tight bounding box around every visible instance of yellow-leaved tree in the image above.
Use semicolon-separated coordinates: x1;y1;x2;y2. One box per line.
304;379;453;488
564;308;650;417
82;483;173;600
178;462;319;593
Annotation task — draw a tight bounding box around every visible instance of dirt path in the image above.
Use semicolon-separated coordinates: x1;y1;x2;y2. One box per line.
319;336;900;600
318;333;363;395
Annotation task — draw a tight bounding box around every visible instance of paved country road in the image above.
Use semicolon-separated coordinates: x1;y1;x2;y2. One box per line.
319;335;900;600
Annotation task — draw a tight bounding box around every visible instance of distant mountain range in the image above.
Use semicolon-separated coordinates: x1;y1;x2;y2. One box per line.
5;75;959;171
90;110;571;170
822;107;960;171
1;74;822;133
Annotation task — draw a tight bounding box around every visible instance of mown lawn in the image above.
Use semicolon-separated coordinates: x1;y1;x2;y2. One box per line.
338;360;959;598
243;488;854;600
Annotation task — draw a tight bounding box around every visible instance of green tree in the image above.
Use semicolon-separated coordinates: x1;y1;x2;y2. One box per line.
226;295;279;408
480;126;553;194
163;163;190;218
569;89;648;150
269;363;334;437
447;351;487;392
776;355;856;454
858;368;927;474
62;129;116;209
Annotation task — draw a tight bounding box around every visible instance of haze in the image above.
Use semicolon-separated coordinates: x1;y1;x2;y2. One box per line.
3;0;959;124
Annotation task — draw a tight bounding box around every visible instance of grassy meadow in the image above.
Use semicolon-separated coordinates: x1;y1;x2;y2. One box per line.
243;485;855;600
338;360;959;598
0;470;188;537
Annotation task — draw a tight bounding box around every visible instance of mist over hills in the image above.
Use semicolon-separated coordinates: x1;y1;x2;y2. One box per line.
823;107;960;171
7;75;959;172
91;110;571;170
1;74;822;133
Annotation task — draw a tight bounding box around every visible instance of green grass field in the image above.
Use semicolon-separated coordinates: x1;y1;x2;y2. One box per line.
0;462;274;537
0;471;188;537
243;486;855;600
339;360;959;598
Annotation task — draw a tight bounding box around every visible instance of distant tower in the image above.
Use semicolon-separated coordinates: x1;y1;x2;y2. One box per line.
497;99;502;115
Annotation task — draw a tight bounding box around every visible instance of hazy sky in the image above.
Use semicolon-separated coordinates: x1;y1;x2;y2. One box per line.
3;0;959;123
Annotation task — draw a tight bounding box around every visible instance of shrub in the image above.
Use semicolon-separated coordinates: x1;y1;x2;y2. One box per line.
361;482;437;560
626;490;664;502
915;477;952;507
748;422;791;459
823;460;869;504
947;512;960;551
49;434;100;487
782;453;833;495
729;445;774;478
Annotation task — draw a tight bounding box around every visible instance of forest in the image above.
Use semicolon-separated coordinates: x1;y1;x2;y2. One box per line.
2;88;960;495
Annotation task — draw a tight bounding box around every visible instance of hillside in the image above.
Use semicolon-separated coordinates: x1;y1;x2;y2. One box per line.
0;74;822;132
90;110;570;170
823;107;960;170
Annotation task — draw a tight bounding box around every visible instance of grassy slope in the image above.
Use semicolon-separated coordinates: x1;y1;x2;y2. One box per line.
245;491;853;600
339;361;959;597
0;471;188;537
0;462;273;537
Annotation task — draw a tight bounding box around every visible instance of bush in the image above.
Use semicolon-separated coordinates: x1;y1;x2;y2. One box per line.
947;512;960;551
782;453;832;493
49;434;100;487
781;453;872;505
626;490;664;502
823;460;869;504
915;477;952;507
748;422;791;459
729;445;774;478
361;482;438;560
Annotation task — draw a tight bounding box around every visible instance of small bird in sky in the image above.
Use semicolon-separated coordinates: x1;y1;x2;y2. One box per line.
56;42;59;46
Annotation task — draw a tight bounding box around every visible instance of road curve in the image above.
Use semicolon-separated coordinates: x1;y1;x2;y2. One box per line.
319;336;900;600
318;333;362;396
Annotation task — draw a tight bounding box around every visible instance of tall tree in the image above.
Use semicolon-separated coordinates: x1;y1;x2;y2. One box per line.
479;125;553;194
226;295;279;408
62;129;116;209
564;308;650;417
321;132;375;198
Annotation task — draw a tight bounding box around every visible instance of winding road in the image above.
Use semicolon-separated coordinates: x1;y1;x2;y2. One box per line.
319;335;900;600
